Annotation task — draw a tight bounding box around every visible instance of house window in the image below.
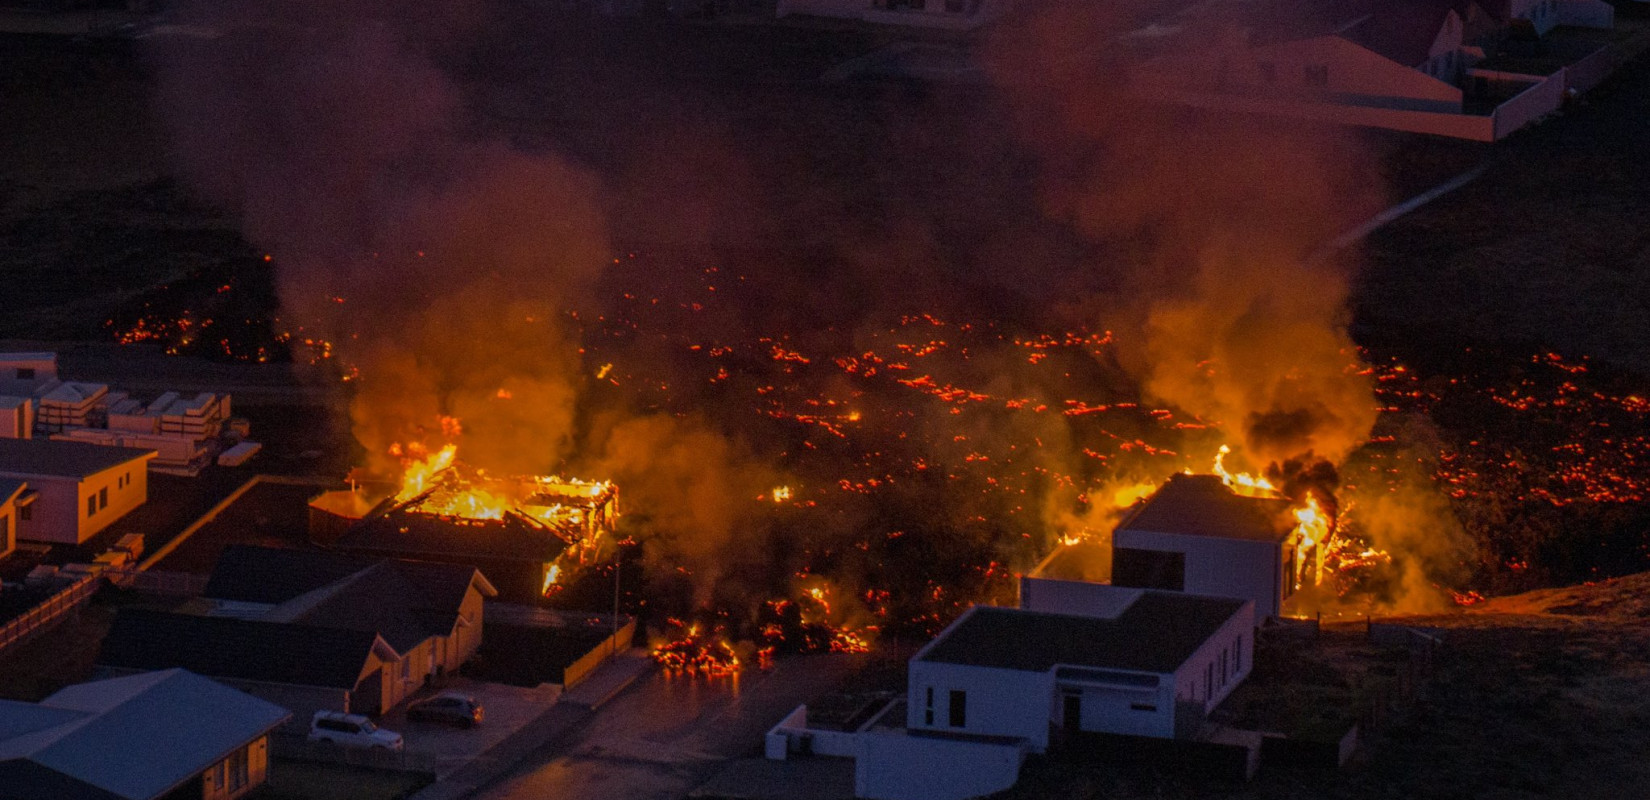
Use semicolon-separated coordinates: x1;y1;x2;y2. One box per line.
19;503;29;522
1304;64;1328;87
1206;663;1215;696
948;689;967;728
87;495;97;518
227;746;250;792
99;487;108;508
1259;62;1277;83
16;368;33;380
1130;702;1158;712
924;687;934;725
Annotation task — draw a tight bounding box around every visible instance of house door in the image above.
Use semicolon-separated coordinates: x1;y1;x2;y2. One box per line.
1063;692;1082;733
354;671;383;716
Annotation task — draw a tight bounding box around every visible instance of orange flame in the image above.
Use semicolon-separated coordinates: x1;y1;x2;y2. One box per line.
1212;445;1278;497
394;443;457;502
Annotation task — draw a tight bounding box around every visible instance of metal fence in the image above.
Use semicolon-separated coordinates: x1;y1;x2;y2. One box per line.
0;576;100;658
270;733;438;774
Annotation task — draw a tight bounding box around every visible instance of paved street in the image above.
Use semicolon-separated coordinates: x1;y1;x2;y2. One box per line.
473;654;862;800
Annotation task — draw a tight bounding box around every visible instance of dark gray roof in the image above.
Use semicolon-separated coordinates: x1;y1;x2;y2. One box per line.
204;544;485;608
0;670;289;800
202;545;492;652
0;439;154;480
918;593;1248;674
341;511;570;563
1117;474;1293;543
97;609;381;690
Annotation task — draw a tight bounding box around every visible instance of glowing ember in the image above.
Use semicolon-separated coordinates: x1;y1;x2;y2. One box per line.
772;485;793;503
651;620;742;675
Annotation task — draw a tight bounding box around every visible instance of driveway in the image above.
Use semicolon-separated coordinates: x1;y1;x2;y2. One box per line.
379;679;561;778
473;654;863;800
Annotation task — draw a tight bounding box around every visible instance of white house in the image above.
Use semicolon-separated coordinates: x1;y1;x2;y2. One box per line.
776;0;1011;30
774;582;1256;800
0;438;155;545
1129;0;1614;140
0;479;25;561
0;669;290;800
1110;473;1302;619
0;352;58;393
908;584;1254;751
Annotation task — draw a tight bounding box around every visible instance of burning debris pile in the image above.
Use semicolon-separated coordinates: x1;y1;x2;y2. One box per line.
651;619;744;676
389;442;617;543
319;437;619;603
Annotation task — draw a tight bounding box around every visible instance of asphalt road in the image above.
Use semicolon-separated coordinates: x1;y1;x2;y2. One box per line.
473;654;861;800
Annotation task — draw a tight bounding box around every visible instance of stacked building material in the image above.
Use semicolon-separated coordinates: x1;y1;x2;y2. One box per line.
216;441;261;467
105;393;156;434
149;392;228;440
33;381;108;434
52;427;213;476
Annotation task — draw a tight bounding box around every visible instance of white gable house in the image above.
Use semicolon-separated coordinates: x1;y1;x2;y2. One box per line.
0;439;155;545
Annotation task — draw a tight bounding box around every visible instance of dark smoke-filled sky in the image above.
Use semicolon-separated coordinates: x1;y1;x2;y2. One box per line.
147;0;1461;615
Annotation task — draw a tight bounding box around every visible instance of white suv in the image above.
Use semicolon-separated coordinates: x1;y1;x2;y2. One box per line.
309;711;405;751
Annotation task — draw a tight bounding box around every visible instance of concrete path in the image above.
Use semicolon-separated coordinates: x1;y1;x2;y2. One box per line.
408;650;656;800
471;654;862;800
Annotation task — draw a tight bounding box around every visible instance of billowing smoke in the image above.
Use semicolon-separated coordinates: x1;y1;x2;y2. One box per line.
984;1;1384;476
578;411;784;608
148;0;607;477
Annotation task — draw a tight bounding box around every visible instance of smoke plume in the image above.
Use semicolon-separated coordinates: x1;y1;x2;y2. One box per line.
148;0;607;477
985;1;1384;475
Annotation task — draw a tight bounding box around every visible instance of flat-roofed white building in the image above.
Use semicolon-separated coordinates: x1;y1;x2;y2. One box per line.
908;584;1254;751
0;438;155;545
0;352;58;390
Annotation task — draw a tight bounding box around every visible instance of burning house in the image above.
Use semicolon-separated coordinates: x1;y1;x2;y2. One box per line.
314;452;619;602
1108;473;1316;619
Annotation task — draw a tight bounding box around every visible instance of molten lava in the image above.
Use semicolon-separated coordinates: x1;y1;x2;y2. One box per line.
651;620;742;675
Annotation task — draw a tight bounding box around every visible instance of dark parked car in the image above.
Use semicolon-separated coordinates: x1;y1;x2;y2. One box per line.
407;692;485;728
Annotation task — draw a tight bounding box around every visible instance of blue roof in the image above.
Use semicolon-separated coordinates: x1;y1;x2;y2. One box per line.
0;670;290;800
